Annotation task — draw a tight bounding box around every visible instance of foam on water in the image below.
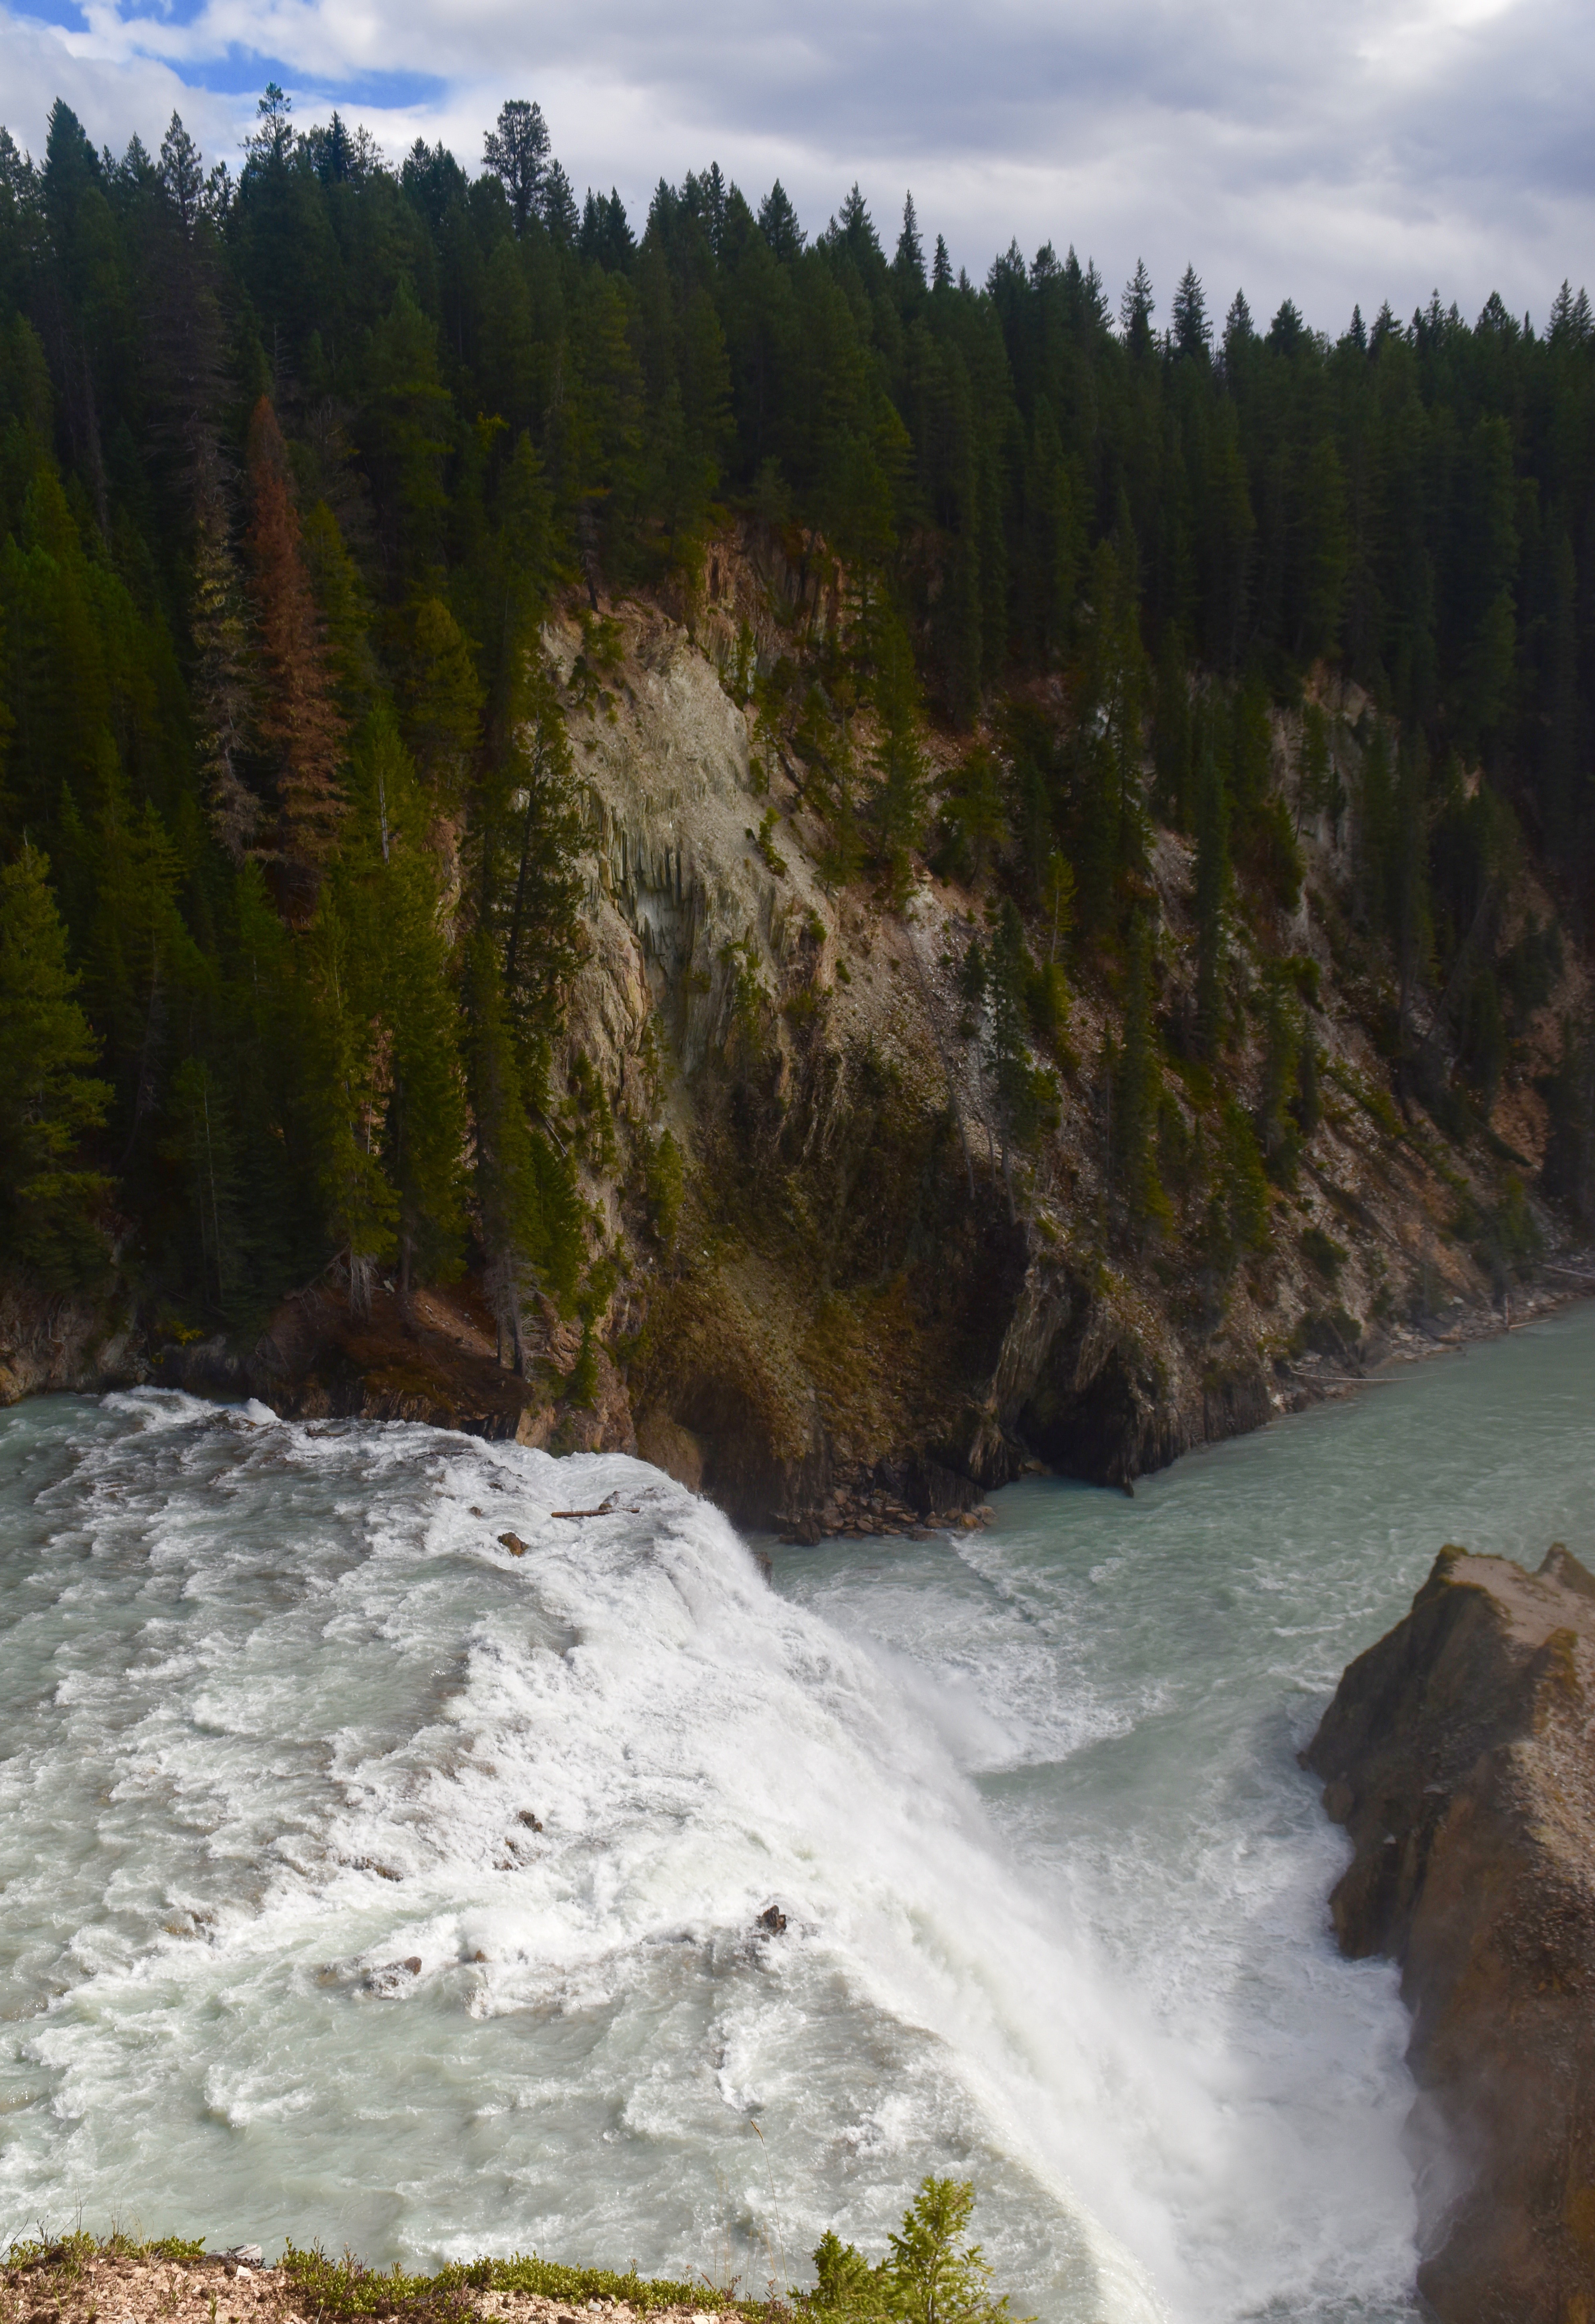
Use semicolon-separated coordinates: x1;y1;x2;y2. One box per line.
3;1308;1593;2321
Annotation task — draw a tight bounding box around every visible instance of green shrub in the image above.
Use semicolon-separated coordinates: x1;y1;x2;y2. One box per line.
567;1319;599;1408
1291;1306;1362;1361
283;2246;712;2323
801;2177;1026;2324
644;1129;685;1252
1300;1223;1347;1284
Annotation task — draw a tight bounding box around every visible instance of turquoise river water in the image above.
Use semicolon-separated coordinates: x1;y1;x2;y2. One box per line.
2;1303;1593;2322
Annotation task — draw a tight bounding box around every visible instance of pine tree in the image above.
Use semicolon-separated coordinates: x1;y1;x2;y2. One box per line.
1219;1094;1270;1252
1193;705;1230;1057
1170;265;1210;361
936;745;1007;887
489;656;584;1038
349;707;468;1296
161;1056;242;1315
191;491;256;858
1393;731;1432;1049
757;180;804;262
540;159;579;244
1256;980;1301;1181
868;613;927;906
302;885;397;1313
493;433;558;681
301;499;377;721
157;111;203;229
482;99;549;235
1117;911;1169;1236
0;845;111;1285
1292;1033;1322;1142
244;397;346;883
985;900;1057;1185
893;193;925;299
1120;260;1154;354
465;931;581;1368
885;2178;1014;2324
1073;536;1148;925
1544;531;1581;859
1152;628;1192;827
401;597;484;798
1223;289;1254;359
1297;437;1349;661
1358;718;1397;940
77;774;205;1160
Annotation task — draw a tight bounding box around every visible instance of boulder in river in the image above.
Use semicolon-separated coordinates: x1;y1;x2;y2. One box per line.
1304;1541;1595;2322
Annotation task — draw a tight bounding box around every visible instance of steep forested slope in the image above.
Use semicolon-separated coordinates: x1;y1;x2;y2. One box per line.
0;90;1592;1520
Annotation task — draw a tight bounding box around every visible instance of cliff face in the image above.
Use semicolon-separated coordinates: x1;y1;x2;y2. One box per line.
3;536;1584;1523
521;543;1580;1530
1305;1544;1595;2324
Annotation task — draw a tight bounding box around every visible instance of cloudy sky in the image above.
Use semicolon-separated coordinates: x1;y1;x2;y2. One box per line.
2;0;1590;335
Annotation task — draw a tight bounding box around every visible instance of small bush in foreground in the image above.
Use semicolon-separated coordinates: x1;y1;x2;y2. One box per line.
799;2177;1027;2324
283;2247;723;2320
4;2176;1028;2324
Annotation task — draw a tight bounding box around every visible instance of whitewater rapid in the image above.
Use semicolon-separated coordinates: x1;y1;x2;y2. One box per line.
11;1315;1592;2319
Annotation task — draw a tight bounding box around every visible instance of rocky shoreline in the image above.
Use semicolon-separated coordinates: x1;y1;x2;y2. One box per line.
1;1262;1584;1543
1305;1539;1595;2322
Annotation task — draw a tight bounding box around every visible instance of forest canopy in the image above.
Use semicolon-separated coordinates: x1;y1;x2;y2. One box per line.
0;85;1591;1335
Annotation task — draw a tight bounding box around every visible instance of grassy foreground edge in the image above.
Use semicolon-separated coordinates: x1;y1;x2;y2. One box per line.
2;2179;1030;2324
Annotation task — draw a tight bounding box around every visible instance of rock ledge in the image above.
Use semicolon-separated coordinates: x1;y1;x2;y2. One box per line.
1304;1540;1595;2323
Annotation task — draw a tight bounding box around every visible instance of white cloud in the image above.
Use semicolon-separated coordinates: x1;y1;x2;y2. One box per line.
0;0;1589;331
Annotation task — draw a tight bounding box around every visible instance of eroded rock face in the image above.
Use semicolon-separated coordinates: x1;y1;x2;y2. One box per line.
1304;1543;1595;2323
5;553;1576;1521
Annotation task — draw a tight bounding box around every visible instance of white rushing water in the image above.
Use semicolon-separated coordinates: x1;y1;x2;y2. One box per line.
4;1307;1595;2321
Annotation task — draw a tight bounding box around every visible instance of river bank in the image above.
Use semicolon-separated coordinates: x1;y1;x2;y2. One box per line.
2;1251;1588;1536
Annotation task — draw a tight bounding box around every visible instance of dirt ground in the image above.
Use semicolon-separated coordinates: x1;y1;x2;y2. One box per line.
0;2254;747;2324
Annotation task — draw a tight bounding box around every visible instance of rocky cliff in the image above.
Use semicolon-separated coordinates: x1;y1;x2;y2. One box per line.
1305;1543;1595;2323
4;533;1586;1524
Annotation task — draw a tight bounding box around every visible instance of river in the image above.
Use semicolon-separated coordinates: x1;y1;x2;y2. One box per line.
2;1305;1593;2321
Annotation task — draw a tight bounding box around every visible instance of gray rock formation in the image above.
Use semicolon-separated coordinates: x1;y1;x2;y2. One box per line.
1305;1543;1595;2322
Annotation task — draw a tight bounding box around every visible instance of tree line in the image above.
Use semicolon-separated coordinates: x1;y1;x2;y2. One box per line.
1;85;1591;1335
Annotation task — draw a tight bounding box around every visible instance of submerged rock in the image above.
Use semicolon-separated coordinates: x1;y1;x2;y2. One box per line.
1304;1541;1595;2322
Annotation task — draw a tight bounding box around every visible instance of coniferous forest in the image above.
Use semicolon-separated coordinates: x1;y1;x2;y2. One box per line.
2;85;1594;1366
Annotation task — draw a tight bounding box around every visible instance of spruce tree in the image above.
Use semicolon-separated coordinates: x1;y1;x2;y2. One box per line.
302;885;397;1313
893;193;925;303
756;181;803;261
1255;981;1301;1182
400;597;484;799
346;706;468;1296
868;612;927;906
0;845;111;1286
1170;266;1210;361
1120;260;1154;354
244;397;346;881
161;1056;242;1317
191;492;257;858
491;657;583;1039
1193;706;1230;1058
1117;910;1169;1237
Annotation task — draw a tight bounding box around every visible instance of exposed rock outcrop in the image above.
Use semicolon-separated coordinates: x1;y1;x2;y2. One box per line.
1304;1543;1595;2322
533;552;1583;1533
5;538;1585;1525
